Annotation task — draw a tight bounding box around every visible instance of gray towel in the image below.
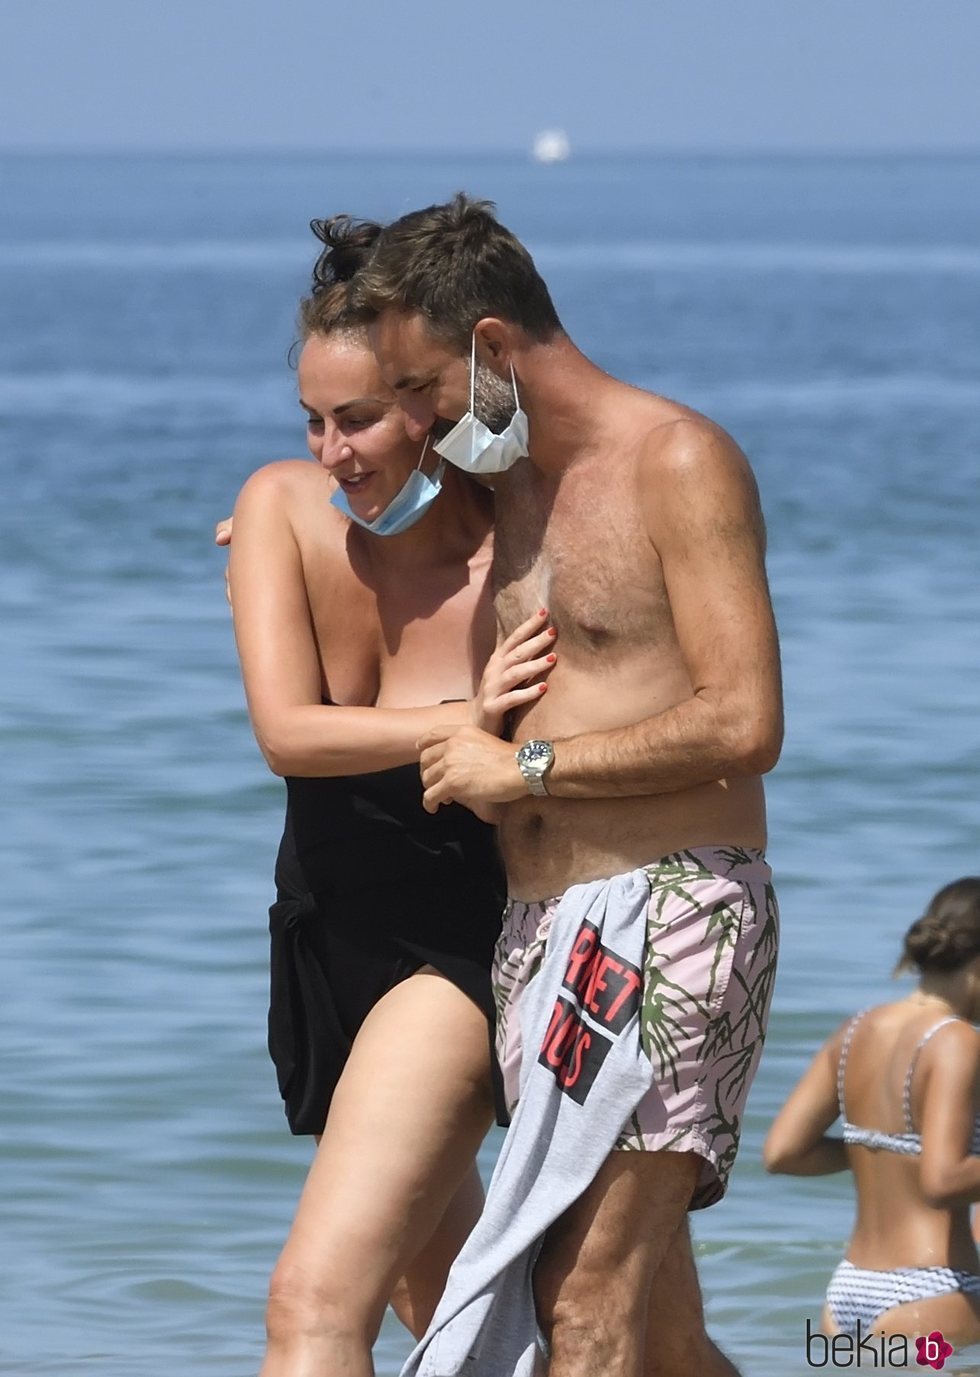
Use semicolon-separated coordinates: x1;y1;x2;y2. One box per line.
401;869;653;1377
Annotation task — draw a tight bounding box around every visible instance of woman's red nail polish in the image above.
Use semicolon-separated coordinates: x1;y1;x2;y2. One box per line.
538;683;547;692
547;627;557;637
546;653;557;663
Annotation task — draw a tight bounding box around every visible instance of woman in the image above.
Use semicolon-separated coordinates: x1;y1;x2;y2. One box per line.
764;877;980;1345
228;217;556;1377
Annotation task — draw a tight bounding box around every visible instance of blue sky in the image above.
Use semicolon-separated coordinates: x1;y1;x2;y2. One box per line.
3;0;979;153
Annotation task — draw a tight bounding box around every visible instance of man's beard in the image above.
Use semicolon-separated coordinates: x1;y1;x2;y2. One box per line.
473;362;516;432
428;362;515;441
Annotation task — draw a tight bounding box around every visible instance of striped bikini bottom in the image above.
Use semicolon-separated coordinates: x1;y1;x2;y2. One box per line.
826;1258;980;1334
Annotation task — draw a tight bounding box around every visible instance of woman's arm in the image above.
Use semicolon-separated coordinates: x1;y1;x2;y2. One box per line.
228;464;555;777
763;1029;849;1176
229;463;472;777
918;1023;980;1209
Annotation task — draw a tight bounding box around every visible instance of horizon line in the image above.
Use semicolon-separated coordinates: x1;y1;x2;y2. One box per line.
2;144;980;160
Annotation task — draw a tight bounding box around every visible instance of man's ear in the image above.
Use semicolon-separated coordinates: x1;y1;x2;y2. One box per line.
473;317;512;369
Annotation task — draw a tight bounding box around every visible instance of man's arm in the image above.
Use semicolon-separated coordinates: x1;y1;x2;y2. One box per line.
542;419;783;799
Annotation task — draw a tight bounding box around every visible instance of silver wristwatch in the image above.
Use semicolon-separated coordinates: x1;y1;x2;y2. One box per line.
515;739;555;797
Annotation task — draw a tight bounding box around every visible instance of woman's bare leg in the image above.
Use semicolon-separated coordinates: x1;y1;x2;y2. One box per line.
260;968;493;1377
388;1162;485;1337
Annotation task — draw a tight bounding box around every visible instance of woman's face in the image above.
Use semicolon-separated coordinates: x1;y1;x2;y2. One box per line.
297;331;426;523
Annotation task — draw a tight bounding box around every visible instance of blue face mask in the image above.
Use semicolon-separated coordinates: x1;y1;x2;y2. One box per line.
329;438;445;536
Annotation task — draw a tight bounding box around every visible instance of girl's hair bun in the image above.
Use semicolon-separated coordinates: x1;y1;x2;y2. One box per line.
897;878;980;975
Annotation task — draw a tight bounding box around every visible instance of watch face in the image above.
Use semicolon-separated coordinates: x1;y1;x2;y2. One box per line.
520;740;553;766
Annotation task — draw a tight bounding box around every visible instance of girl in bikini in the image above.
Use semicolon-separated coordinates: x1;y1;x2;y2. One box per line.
764;876;980;1345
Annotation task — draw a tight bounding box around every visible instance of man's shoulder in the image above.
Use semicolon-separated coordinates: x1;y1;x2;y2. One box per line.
623;392;750;487
615;390;761;539
604;380;736;465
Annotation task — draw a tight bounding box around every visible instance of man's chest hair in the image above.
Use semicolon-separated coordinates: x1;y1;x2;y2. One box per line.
493;491;671;653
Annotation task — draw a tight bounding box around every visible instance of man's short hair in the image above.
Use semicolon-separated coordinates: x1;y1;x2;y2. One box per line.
351;193;563;348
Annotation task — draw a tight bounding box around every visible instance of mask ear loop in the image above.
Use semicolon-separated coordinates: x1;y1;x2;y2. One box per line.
509;361;520;408
415;433;445;489
470;330;477;414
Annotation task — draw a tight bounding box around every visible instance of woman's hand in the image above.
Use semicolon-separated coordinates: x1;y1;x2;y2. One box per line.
470;609;558;736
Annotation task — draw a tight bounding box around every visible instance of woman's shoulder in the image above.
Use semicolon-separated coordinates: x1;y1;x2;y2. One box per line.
866;1003;980;1071
916;1019;980;1111
812;1012;867;1075
235;457;334;505
919;1016;980;1061
234;460;347;540
847;1001;977;1038
830;1005;881;1044
828;1003;900;1061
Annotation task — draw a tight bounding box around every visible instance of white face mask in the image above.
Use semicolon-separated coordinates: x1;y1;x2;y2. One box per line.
433;332;529;475
329;437;444;536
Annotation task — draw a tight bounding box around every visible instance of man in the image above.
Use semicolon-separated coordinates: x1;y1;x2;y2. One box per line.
352;195;783;1377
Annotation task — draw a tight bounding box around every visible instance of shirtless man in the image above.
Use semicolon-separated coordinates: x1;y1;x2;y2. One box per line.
352;195;783;1377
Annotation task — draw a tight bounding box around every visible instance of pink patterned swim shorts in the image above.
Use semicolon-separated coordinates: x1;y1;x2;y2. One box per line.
493;846;779;1209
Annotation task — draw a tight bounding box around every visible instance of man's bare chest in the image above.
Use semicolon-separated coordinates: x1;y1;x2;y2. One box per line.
493;473;672;654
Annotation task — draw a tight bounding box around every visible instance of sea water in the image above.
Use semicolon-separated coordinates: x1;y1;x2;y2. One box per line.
2;152;978;1374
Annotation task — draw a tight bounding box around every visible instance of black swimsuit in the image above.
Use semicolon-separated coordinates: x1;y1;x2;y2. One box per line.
268;765;507;1135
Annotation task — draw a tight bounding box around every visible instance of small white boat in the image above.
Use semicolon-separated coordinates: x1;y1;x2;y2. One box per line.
531;129;570;164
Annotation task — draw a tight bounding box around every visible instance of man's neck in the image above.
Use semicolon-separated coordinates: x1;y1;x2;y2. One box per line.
516;335;617;476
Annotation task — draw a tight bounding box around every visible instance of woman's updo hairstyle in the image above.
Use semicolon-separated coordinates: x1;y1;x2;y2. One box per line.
896;877;980;975
297;215;383;341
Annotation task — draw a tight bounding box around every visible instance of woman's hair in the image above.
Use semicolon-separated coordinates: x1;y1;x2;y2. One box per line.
895;877;980;975
297;215;383;341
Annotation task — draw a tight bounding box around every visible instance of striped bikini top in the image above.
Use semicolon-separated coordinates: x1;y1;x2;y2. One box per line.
837;1010;980;1157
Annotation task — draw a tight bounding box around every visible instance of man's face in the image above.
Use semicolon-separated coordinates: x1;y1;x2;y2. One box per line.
369;310;517;442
